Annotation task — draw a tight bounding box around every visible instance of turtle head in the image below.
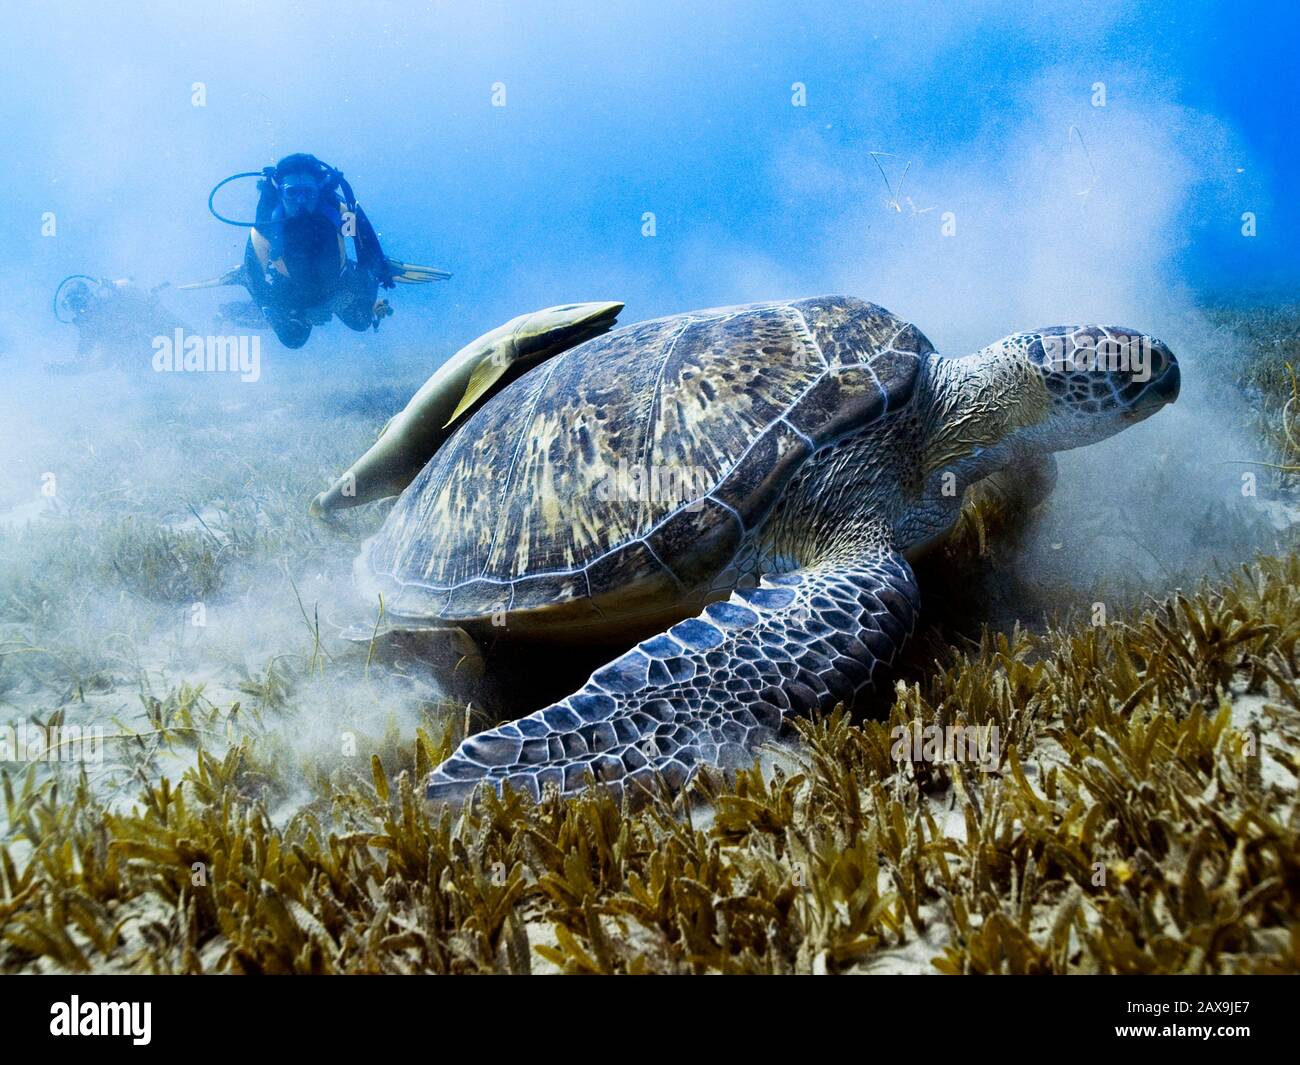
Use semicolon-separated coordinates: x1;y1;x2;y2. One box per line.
965;326;1180;454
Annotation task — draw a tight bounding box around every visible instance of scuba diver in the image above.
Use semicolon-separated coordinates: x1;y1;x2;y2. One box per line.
249;153;391;347
185;154;449;349
50;275;191;373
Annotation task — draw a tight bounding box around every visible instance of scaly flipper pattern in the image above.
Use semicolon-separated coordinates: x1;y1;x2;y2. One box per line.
427;545;919;803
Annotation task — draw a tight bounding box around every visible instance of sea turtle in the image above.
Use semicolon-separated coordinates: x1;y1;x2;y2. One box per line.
344;296;1179;803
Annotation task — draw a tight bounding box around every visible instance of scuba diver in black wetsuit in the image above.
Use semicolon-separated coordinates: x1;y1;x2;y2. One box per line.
245;154;395;348
182;154;451;348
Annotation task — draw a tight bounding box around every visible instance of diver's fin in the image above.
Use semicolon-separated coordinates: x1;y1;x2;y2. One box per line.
385;258;452;284
175;266;246;291
311;301;623;516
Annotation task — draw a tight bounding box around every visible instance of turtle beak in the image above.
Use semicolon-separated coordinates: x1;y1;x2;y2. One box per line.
1126;341;1179;418
1147;359;1180;404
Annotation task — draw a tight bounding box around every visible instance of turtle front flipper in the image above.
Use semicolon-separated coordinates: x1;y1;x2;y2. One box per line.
426;546;919;804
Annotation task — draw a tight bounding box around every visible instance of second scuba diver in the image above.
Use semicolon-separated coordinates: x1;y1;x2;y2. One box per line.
245;154;394;348
49;276;191;373
189;154;449;349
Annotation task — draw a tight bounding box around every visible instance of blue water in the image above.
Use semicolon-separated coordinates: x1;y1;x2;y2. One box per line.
2;0;1295;358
